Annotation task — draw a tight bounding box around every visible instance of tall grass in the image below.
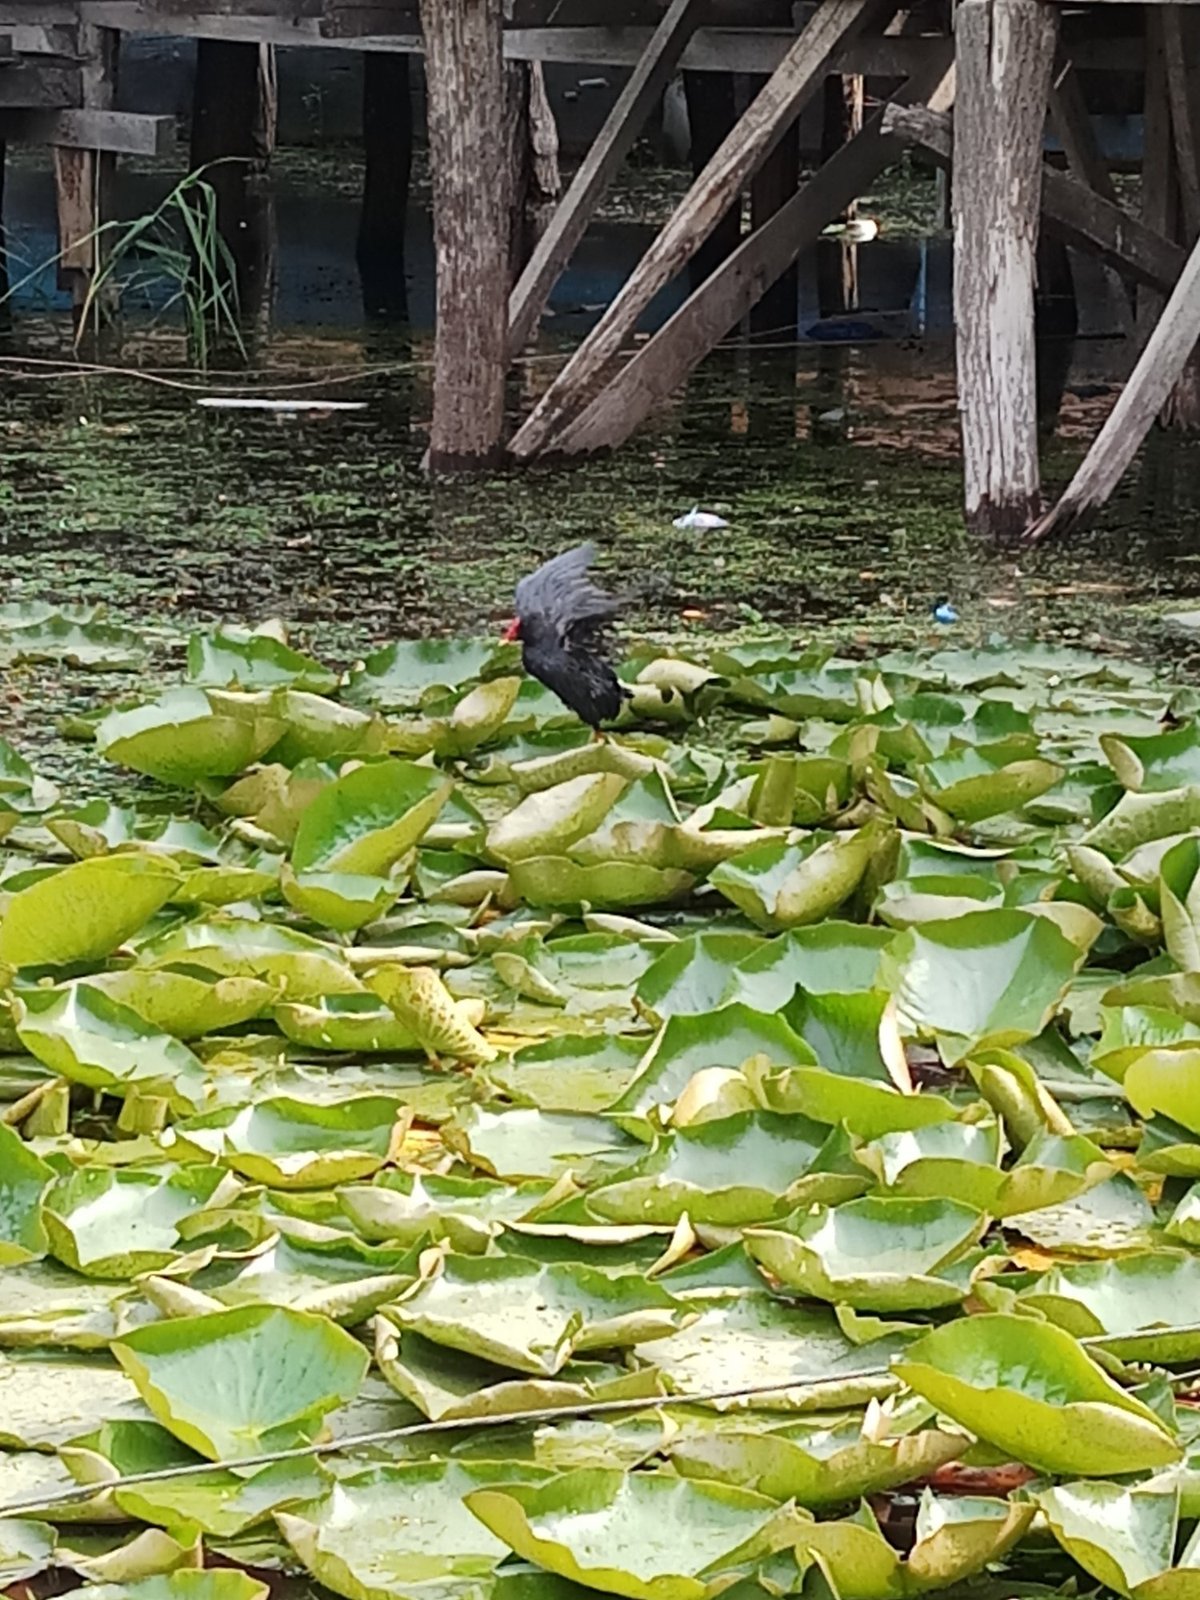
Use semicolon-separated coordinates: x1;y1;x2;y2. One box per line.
1;165;247;369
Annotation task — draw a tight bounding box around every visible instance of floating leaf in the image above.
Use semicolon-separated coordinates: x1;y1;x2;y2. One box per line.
709;825;887;931
894;1313;1180;1475
112;1304;368;1460
97;689;285;785
0;854;181;969
0;1123;52;1266
465;1469;795;1600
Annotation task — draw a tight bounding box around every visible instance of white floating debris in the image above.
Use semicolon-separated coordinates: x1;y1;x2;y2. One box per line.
673;506;730;531
195;398;368;413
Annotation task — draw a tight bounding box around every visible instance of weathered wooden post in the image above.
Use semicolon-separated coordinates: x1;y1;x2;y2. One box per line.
952;0;1058;537
1159;7;1200;430
419;0;508;473
357;53;413;322
55;21;117;316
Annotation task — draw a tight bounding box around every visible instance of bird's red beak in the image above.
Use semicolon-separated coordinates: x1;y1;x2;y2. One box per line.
502;618;521;642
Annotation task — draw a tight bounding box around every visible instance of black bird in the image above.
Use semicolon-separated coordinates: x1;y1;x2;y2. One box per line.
503;544;629;737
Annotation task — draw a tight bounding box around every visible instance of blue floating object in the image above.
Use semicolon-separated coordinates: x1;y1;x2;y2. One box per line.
933;601;959;625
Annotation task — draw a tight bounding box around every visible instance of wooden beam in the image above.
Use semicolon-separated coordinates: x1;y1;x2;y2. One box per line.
0;107;173;154
509;0;892;459
552;48;954;457
887;103;1186;296
1139;11;1176;339
507;0;705;357
952;0;1058;539
1027;230;1200;540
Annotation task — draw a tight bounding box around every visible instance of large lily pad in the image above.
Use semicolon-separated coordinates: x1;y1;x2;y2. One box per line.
112;1304;369;1460
465;1469;795;1600
0;853;181;968
894;1313;1181;1475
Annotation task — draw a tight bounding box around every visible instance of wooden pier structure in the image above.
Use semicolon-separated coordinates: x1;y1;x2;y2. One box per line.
2;0;1200;536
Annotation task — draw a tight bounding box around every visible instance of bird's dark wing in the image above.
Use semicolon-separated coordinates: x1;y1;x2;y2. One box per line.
513;544;620;642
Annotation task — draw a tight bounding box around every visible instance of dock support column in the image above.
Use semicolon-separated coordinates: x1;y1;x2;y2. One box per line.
684;72;741;290
191;39;275;334
952;0;1058;537
420;0;507;472
357;53;413;322
56;21;117;317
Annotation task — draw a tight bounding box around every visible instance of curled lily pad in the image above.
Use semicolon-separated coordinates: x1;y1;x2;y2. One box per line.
669;1402;963;1509
280;864;406;934
274;993;420;1053
186;628;339;695
112;1304;369;1460
339;1171;552;1252
86;967;279;1040
97;689;285;785
709;824;887;931
894;1313;1181;1475
465;1469;796;1600
136;918;360;1004
745;1195;987;1311
1033;1480;1183;1598
0;853;181;969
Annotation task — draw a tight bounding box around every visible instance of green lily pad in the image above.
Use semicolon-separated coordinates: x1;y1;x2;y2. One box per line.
894;1313;1181;1475
291;759;453;875
173;1095;405;1188
0;1122;53;1265
112;1304;369;1460
746;1195;986;1310
135;917;360;1004
86;967;279;1039
43;1165;226;1278
387;1253;689;1376
1018;1250;1200;1360
465;1469;795;1600
274;993;420;1053
1034;1480;1179;1597
881;910;1087;1064
186;628;339;695
14;984;208;1112
0;853;181;969
97;689;285;785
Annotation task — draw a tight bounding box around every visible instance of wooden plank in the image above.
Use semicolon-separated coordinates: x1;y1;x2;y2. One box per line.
0;63;76;106
1028;230;1200;540
0;107;174;154
884;103;1187;295
553;48;954;457
510;0;892;460
508;0;705;356
953;0;1058;539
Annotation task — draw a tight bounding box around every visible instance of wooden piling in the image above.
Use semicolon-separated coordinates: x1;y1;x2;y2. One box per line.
420;0;508;473
55;20;117;315
1160;7;1200;431
749;91;799;337
952;0;1058;538
683;70;742;290
509;0;890;461
190;38;274;333
357;52;413;322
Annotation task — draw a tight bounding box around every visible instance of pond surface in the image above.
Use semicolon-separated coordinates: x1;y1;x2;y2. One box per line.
0;150;1199;791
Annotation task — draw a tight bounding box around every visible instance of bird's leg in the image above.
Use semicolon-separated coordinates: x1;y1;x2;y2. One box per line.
591;728;605;745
